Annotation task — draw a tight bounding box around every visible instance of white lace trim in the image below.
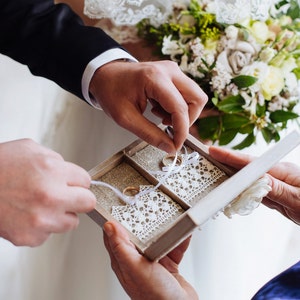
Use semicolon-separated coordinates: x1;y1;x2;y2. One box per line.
154;153;226;205
111;185;183;241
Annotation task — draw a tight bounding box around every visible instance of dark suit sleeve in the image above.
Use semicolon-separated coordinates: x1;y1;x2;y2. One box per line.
0;0;122;100
251;261;300;300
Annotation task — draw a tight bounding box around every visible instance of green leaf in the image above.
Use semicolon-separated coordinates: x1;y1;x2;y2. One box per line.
269;110;299;123
219;129;239;145
287;0;300;19
239;123;255;134
222;114;249;129
261;127;280;143
196;116;220;140
211;96;218;106
232;75;258;89
232;133;255;150
256;103;266;118
217;95;245;113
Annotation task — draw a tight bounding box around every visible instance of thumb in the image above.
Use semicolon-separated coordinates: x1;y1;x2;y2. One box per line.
103;221;141;266
264;173;296;209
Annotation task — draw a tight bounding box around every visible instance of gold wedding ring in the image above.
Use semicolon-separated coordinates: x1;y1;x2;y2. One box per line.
162;154;182;167
122;186;140;197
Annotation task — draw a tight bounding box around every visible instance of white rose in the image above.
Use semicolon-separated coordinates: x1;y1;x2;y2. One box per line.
250;21;269;44
216;50;233;73
224;176;271;218
261;66;285;100
229;51;252;74
241;61;269;92
227;40;257;74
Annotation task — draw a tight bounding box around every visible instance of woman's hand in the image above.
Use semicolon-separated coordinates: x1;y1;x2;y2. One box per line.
103;220;198;300
209;146;300;225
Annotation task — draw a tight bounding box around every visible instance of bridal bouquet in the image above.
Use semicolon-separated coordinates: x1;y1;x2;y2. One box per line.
138;0;300;149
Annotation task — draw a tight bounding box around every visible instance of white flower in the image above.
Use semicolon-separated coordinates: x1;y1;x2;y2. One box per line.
225;83;239;96
249;21;270;44
218;38;258;74
216;50;233;73
187;59;205;78
204;53;215;66
268;96;288;112
224;176;271;218
161;35;183;58
281;57;298;75
241;61;269;92
211;63;232;95
261;66;285;100
257;92;265;106
228;50;253;74
259;47;277;63
285;72;298;93
225;25;239;40
204;0;217;14
190;37;204;57
240;90;254;108
233;40;257;54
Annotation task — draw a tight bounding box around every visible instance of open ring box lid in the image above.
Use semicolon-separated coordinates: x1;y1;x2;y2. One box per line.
88;126;300;261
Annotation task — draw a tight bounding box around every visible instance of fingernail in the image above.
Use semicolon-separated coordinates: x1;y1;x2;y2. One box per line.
103;222;114;237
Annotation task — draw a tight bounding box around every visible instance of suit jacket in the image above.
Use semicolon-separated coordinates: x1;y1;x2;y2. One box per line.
252;260;300;300
0;0;122;100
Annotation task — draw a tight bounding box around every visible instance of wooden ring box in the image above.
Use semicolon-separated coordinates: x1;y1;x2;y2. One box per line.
88;127;300;261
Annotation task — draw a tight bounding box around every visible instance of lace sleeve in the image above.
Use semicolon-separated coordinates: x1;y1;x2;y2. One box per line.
215;0;274;24
84;0;174;26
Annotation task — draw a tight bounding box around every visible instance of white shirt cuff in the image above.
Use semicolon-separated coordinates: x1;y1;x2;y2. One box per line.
81;48;138;108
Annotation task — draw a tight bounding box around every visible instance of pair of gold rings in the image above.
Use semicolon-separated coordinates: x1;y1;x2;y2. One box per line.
122;154;181;197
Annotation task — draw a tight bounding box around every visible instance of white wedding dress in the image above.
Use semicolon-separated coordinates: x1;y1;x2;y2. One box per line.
1;0;300;299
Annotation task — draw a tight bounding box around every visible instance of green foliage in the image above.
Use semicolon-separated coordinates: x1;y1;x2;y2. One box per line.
216;95;245;113
270;110;299;123
232;75;258;89
232;133;256;150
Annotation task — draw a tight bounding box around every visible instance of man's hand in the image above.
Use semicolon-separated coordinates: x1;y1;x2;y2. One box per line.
90;60;208;153
0;139;96;246
209;146;300;225
103;220;198;300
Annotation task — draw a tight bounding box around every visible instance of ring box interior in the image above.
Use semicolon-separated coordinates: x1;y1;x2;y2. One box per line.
88;127;300;261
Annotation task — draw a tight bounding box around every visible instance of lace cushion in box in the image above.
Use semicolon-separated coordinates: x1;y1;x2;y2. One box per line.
90;144;229;244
